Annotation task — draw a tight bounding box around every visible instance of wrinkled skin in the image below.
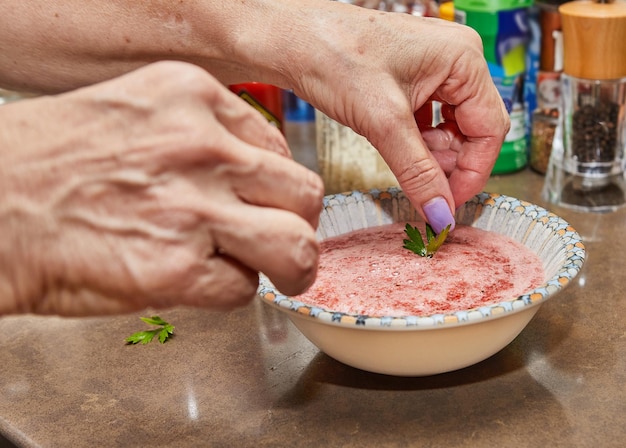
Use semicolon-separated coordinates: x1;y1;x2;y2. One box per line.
0;0;509;316
0;63;323;315
289;8;509;216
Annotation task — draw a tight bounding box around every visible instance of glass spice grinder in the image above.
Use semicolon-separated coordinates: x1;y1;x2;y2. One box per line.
543;0;626;212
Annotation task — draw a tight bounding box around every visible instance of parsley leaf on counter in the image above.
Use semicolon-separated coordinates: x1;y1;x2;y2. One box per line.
403;223;451;258
125;316;174;345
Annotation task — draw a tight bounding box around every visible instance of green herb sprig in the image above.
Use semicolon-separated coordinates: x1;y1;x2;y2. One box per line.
125;316;174;345
403;223;451;258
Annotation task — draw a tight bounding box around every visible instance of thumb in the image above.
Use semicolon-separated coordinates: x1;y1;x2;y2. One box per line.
375;122;456;234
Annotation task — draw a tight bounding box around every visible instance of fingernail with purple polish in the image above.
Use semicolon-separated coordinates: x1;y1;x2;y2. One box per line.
423;197;455;234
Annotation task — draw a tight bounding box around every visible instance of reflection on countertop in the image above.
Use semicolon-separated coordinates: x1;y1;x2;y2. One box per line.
1;121;625;448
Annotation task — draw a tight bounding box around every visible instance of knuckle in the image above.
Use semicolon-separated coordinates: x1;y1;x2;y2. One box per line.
394;157;440;192
151;60;207;83
306;170;325;204
212;224;319;299
281;233;320;296
221;275;259;309
192;258;259;310
145;61;218;100
302;171;325;225
458;26;483;51
258;123;291;156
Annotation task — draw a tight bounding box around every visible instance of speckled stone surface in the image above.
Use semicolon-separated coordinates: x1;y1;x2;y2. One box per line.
1;123;625;447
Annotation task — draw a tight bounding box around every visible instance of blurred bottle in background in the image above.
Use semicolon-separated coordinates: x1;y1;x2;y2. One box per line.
439;1;454;21
454;0;532;175
524;3;540;152
282;90;314;122
529;0;565;174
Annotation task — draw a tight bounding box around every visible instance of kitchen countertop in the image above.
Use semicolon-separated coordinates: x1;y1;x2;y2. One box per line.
1;121;625;448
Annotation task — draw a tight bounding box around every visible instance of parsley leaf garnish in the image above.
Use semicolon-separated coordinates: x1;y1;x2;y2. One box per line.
125;315;175;345
403;223;451;258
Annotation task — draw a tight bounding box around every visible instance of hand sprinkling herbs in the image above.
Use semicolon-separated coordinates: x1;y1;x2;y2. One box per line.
125;316;175;345
403;223;451;258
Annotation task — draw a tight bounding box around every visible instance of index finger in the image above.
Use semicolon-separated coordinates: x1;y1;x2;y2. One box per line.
374;110;457;233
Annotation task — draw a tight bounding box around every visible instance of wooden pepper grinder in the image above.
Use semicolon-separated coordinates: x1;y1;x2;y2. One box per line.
543;0;626;211
559;0;626;80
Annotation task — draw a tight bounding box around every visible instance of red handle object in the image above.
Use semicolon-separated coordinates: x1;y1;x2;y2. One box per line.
229;82;284;133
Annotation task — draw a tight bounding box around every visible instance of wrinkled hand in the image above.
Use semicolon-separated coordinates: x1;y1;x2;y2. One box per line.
0;61;324;316
291;4;510;232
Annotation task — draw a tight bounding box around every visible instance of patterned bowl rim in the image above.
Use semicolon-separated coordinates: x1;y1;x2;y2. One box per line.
258;189;586;330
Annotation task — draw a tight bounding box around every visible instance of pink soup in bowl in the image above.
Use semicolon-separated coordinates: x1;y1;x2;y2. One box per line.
258;189;585;376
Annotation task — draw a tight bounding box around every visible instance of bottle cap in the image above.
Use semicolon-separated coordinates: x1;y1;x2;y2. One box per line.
439;2;455;21
453;0;532;13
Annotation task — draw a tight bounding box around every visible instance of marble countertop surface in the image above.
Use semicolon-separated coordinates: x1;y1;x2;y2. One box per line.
1;122;624;447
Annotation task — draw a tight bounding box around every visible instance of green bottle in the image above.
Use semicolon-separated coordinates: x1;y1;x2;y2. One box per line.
454;0;532;174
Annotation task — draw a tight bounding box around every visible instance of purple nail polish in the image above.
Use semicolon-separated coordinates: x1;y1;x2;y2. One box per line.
423;197;455;234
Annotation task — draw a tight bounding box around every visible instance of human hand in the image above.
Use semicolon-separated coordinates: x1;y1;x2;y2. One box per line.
0;0;506;236
286;3;510;232
0;61;324;316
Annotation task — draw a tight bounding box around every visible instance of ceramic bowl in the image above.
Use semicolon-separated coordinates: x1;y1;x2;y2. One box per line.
258;189;585;376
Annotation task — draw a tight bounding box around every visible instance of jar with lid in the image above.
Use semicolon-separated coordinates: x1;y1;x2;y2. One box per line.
529;107;559;174
542;0;626;212
529;0;565;174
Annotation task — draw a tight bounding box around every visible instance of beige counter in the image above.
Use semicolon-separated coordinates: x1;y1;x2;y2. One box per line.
1;122;624;447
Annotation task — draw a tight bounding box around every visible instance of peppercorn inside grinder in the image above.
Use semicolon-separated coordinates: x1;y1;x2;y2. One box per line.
543;0;626;212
